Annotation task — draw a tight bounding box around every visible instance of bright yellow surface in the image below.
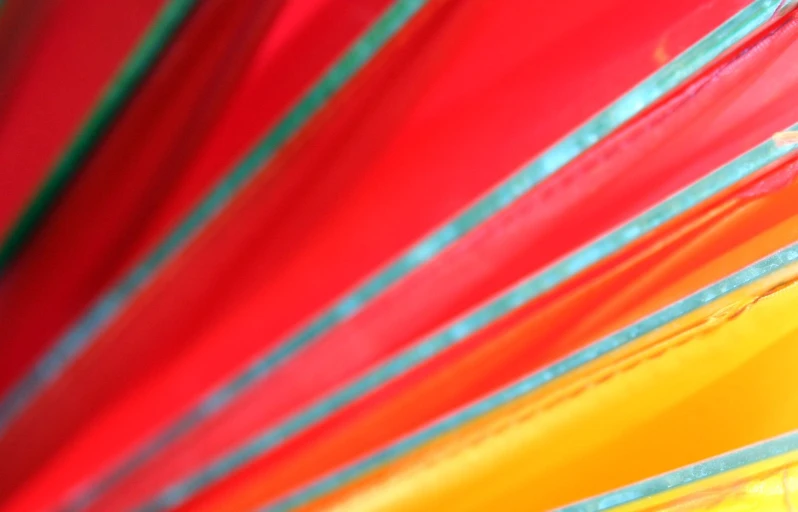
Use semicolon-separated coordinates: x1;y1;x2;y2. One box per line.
302;261;798;511
613;453;798;511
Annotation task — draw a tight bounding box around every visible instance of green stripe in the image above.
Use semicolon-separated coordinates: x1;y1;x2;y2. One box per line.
0;0;434;477
0;0;199;270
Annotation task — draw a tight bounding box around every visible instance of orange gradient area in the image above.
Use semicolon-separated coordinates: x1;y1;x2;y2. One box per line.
297;257;798;511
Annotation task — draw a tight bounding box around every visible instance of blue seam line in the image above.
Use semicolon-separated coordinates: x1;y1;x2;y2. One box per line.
142;120;798;512
0;0;432;434
260;234;798;512
62;0;787;508
559;430;798;511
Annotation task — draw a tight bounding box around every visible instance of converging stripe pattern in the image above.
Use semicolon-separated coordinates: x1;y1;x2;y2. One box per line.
2;0;798;511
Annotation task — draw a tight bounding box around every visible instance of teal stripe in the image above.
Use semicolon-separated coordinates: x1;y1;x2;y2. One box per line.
560;430;798;511
145;126;798;511
0;0;199;271
0;0;433;436
261;244;798;512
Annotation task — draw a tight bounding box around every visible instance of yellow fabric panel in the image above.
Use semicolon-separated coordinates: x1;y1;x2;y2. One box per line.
612;454;798;511
301;261;798;512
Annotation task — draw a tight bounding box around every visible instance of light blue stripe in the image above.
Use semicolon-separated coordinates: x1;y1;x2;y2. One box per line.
144;124;798;511
560;430;798;511
262;244;798;512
